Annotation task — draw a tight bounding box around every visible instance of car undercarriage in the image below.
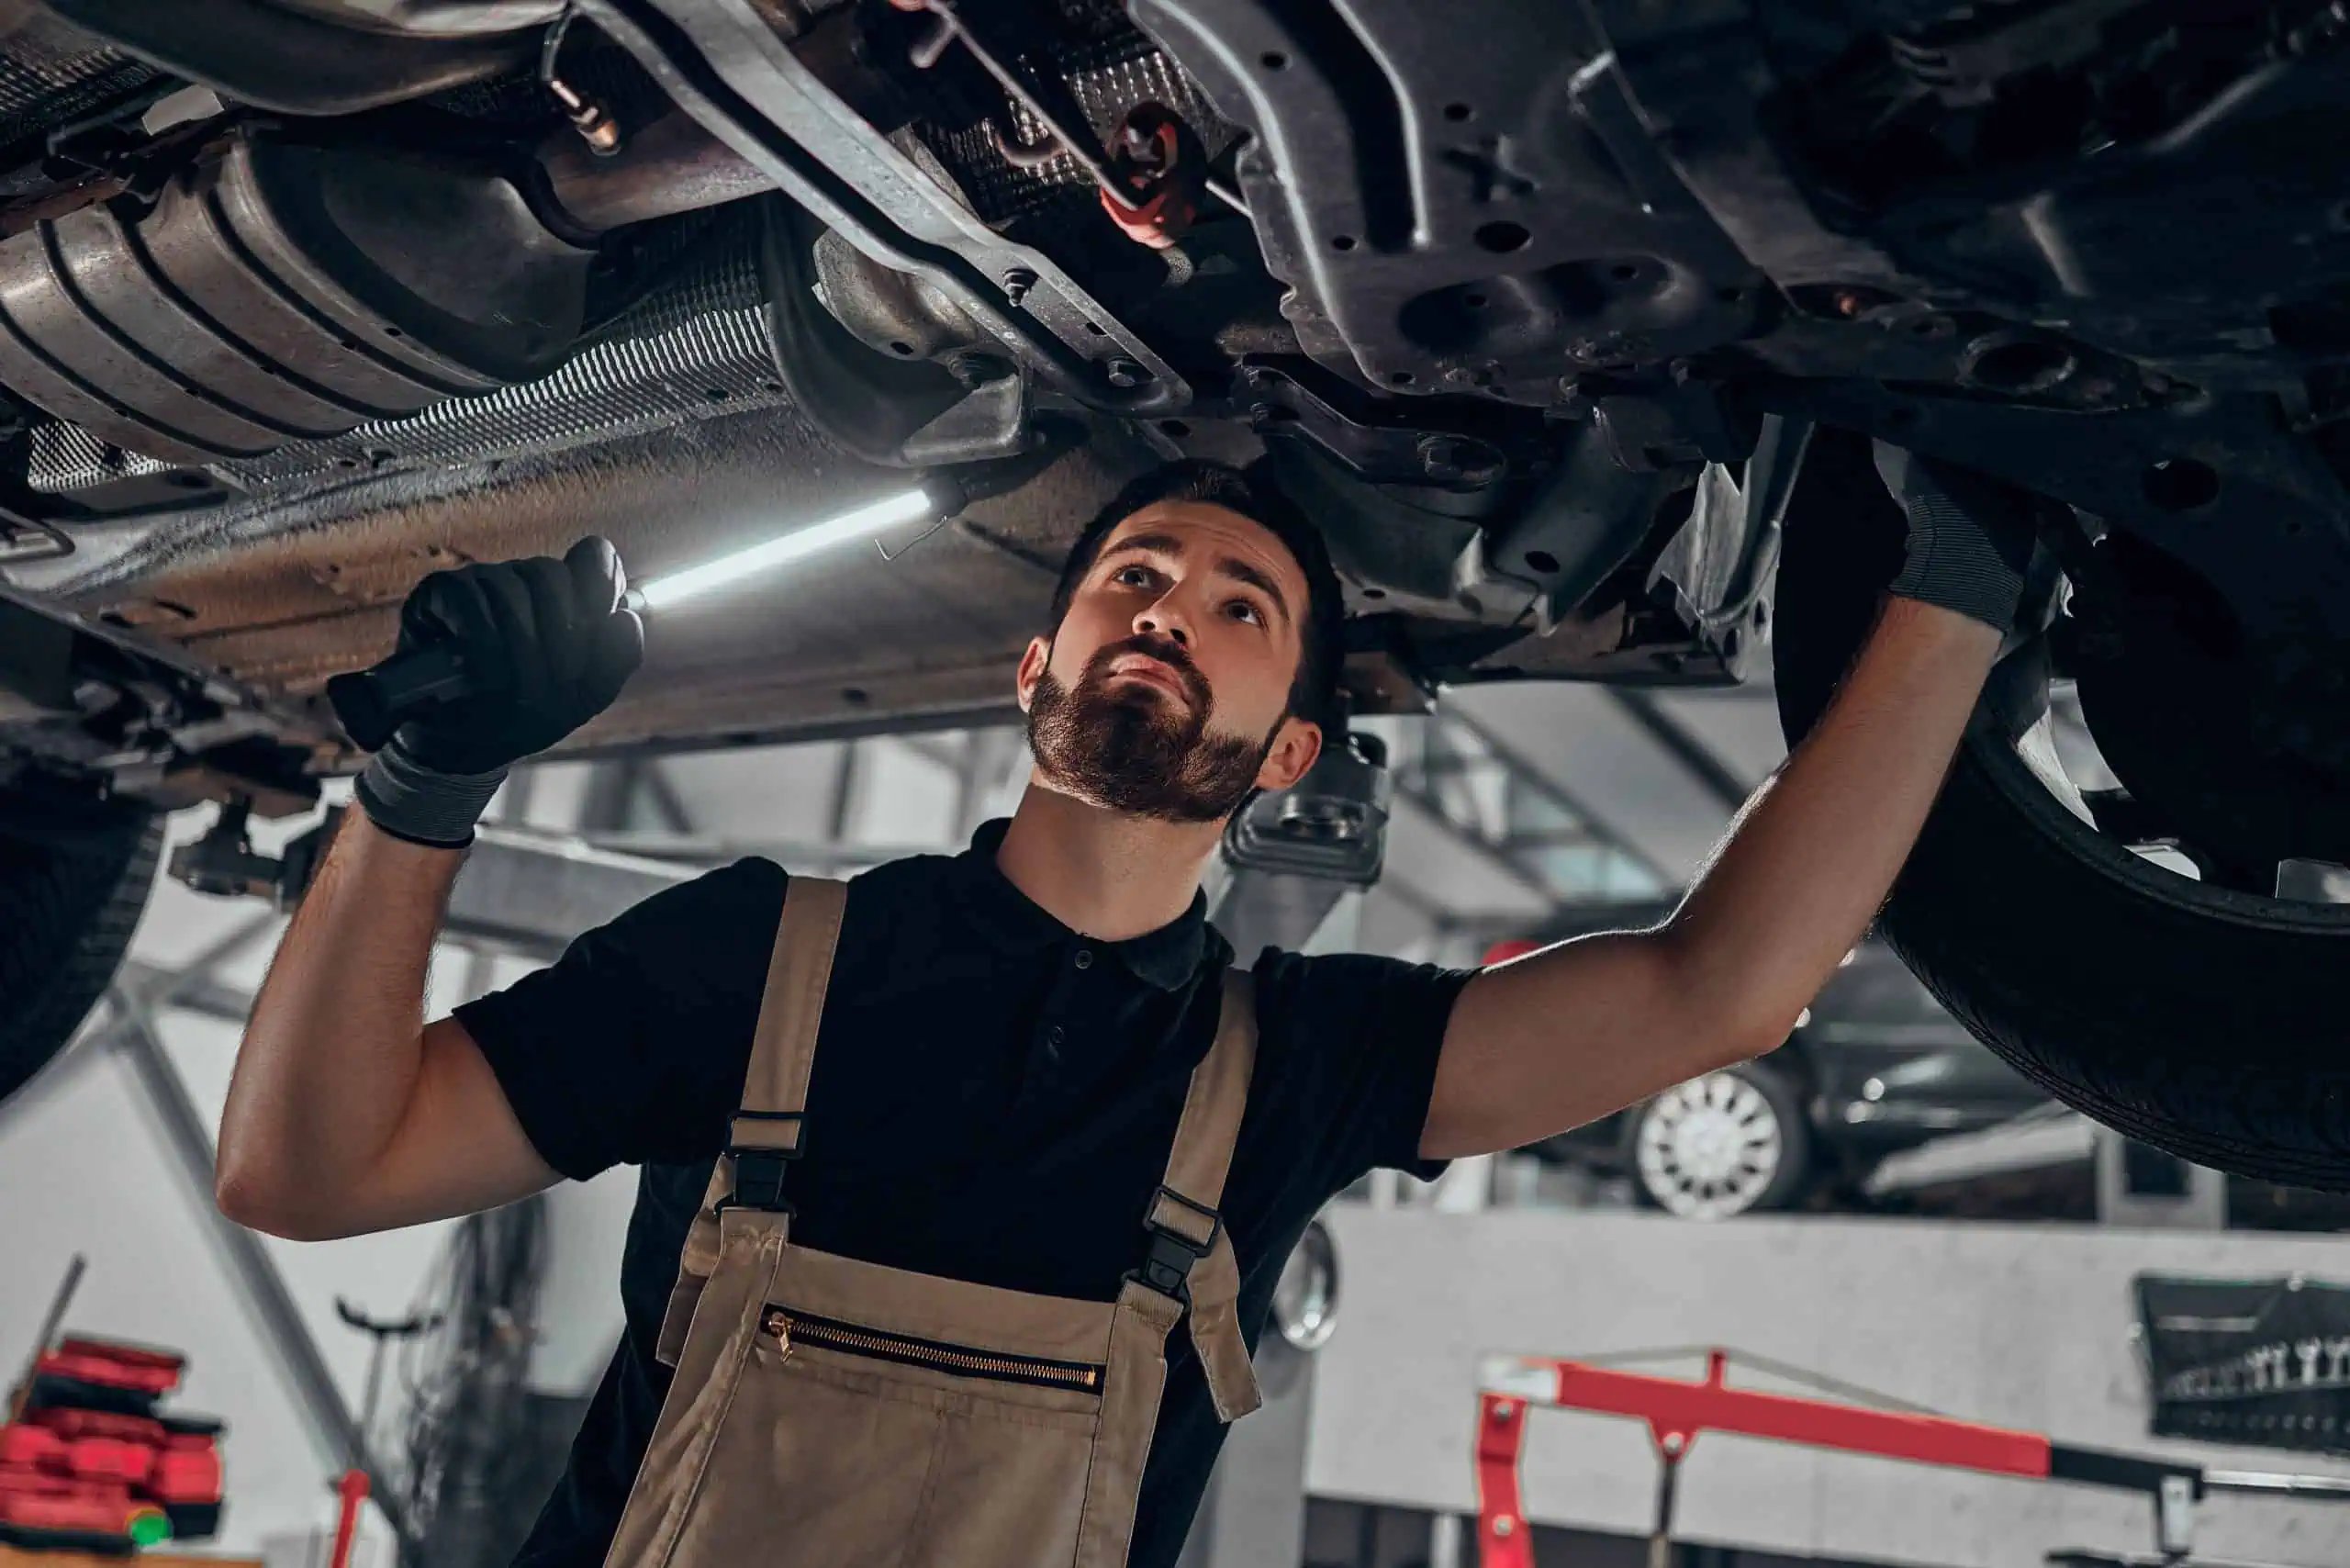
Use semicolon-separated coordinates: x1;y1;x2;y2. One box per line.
0;0;2345;1186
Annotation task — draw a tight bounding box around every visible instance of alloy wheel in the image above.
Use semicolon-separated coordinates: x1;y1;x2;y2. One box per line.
1634;1072;1786;1219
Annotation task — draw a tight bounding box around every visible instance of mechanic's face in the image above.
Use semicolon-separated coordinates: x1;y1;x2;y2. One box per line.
1018;500;1324;823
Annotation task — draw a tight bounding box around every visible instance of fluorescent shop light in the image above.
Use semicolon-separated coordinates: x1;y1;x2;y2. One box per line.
633;485;941;611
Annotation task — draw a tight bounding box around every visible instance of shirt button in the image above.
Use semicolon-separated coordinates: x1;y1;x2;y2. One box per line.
1073;948;1094;970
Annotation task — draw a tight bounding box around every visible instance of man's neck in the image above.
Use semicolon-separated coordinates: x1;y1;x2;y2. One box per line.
995;782;1221;942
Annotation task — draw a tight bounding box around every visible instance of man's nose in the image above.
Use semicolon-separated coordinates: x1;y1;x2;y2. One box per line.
1134;591;1192;648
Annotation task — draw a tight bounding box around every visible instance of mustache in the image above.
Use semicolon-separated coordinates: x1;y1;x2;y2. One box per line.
1084;633;1212;711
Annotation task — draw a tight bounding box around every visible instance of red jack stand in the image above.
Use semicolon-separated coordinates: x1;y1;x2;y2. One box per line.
1472;1347;2350;1567
325;1469;370;1568
324;1298;439;1568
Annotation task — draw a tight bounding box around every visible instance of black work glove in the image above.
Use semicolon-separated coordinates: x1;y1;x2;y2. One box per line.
354;537;643;848
1874;440;2042;633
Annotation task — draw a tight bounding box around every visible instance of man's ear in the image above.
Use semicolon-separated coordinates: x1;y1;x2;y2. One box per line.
1253;714;1324;792
1014;635;1050;713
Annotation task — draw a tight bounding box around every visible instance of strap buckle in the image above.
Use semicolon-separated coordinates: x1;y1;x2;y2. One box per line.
717;1112;805;1215
1128;1186;1219;1305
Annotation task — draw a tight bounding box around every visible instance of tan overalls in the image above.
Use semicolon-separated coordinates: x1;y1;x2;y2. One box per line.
604;876;1266;1568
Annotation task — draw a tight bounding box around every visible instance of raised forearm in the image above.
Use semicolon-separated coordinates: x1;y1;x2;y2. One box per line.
216;809;462;1227
1425;446;2036;1160
1660;596;2000;1053
218;541;637;1234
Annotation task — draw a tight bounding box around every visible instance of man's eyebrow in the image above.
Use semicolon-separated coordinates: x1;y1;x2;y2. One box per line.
1100;532;1187;562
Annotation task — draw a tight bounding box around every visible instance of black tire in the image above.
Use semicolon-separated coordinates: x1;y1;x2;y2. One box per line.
0;780;162;1105
1773;429;2350;1192
1625;1059;1814;1218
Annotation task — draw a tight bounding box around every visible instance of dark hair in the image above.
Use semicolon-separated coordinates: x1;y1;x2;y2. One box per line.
1048;460;1345;727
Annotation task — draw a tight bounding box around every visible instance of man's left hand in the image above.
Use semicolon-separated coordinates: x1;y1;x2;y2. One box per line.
1874;441;2042;633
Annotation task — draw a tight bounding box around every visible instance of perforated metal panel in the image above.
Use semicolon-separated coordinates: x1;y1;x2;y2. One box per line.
25;420;171;493
0;34;155;156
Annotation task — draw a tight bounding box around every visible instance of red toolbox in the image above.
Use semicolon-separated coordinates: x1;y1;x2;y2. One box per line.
1;1332;223;1555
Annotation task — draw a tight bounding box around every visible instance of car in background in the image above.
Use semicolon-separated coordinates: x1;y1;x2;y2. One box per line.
1509;920;2053;1218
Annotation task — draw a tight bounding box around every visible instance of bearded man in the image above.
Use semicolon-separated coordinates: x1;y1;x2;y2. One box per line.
216;454;2031;1568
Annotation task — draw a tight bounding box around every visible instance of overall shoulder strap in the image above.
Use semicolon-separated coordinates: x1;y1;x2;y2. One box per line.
1137;969;1263;1421
655;874;847;1366
1154;969;1257;1229
728;874;850;1189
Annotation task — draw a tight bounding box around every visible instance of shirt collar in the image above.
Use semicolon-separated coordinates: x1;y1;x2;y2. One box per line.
953;819;1209;993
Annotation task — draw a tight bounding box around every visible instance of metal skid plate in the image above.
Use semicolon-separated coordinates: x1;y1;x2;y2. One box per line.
1129;0;1762;406
584;0;1192;415
1602;5;2350;402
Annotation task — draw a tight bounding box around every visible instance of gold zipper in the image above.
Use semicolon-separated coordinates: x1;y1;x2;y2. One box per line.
763;1307;1102;1391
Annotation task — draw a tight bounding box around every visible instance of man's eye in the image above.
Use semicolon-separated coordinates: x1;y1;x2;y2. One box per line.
1113;565;1156;588
1226;599;1265;626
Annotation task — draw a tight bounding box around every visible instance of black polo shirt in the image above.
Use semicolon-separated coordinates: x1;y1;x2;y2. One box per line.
456;819;1472;1568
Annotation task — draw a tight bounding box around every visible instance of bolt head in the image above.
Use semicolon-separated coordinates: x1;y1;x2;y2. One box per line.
1493;1516;1516;1537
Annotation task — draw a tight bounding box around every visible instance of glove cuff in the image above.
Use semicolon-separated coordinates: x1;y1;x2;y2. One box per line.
354;741;508;849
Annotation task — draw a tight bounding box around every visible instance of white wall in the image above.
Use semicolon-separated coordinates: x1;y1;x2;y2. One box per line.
1309;1206;2350;1567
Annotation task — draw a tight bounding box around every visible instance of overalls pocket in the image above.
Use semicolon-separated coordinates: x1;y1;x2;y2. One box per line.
672;1302;1106;1568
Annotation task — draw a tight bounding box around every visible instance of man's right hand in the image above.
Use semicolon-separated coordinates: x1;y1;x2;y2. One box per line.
354;536;643;847
224;540;636;1238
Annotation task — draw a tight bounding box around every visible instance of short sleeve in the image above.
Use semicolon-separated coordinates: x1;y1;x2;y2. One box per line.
1248;948;1474;1197
453;857;787;1181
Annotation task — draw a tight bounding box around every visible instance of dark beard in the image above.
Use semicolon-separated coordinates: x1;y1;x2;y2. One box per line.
1026;635;1275;823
